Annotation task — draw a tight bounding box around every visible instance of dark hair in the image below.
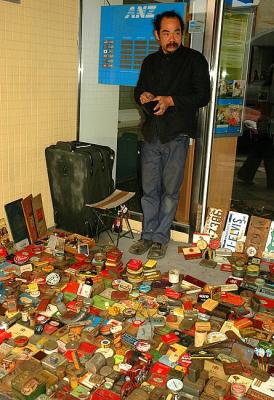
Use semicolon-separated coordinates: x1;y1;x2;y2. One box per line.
153;11;184;34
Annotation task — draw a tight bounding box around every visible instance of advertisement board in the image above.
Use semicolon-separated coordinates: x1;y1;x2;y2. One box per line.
98;3;186;86
215;11;252;136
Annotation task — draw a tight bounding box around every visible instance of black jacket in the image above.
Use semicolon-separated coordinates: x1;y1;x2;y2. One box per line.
134;45;211;143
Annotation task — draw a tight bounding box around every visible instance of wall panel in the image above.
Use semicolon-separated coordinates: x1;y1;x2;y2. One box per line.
0;0;79;230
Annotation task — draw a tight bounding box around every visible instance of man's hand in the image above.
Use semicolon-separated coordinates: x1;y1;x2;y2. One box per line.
140;91;155;104
153;96;174;115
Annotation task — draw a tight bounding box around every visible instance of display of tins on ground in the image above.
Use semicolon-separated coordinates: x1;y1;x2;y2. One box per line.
0;227;272;399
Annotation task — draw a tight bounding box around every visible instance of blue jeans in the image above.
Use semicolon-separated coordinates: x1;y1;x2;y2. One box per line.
141;135;189;245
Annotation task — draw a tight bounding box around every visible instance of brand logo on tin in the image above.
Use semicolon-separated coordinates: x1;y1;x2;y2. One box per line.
125;5;157;19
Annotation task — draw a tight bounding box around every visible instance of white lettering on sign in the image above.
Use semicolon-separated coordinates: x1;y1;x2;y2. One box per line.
125;5;157;19
222;211;249;251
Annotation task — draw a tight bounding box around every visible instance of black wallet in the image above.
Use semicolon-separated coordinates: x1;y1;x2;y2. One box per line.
141;100;158;115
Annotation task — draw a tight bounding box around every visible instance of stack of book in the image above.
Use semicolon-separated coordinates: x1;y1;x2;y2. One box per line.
4;194;47;250
126;258;143;285
143;259;161;281
105;249;123;274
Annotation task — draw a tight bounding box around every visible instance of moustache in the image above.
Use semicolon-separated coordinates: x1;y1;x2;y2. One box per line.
167;42;178;48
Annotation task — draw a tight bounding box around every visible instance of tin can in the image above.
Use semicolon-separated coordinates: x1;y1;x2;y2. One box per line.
21;307;29;323
85;352;106;374
28;307;36;328
70;375;78;390
232;266;245;278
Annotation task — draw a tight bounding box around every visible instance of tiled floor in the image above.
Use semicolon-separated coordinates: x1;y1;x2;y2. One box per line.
96;232;231;286
111;153;274;284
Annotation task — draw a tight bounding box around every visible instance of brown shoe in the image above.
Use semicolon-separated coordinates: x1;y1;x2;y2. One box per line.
147;242;167;259
129;239;153;255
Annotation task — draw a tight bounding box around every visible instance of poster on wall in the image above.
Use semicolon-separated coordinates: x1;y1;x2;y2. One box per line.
98;3;186;86
215;11;252;136
225;0;260;7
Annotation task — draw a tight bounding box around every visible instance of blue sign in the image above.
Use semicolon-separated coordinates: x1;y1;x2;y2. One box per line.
98;3;186;86
225;0;255;7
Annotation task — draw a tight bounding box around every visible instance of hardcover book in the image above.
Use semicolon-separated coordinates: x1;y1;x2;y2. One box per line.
4;199;30;245
32;194;47;238
21;194;38;243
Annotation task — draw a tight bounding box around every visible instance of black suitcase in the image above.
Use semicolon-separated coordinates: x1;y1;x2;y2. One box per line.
45;141;114;235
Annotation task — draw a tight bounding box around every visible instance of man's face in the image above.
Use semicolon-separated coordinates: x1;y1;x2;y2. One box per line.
154;17;182;54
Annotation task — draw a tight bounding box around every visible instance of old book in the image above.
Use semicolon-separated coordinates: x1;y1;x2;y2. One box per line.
4;199;30;245
32;194;47;238
21;195;38;243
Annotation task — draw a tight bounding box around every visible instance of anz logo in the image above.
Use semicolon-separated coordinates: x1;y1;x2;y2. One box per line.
125;5;157;19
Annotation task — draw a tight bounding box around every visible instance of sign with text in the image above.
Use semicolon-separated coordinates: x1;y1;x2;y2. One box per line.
98;3;186;86
215;11;252;136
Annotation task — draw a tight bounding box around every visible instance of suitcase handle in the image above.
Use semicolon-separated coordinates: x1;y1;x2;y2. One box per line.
56;141;75;151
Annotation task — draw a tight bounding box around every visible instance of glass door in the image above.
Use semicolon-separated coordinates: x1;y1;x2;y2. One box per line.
197;1;274;233
232;3;274;220
116;0;221;237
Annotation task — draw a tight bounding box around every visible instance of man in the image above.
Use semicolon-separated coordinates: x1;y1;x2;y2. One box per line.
129;11;211;259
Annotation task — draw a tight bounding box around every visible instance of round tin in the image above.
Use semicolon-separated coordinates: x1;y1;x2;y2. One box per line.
44;339;59;354
99;366;113;377
110;325;123;334
246;246;257;257
254;278;265;288
100;325;112;336
123;308;136;319
168;269;180;284
129;290;140;300
42;265;55;273
232;266;245;278
95;347;114;359
104;381;113;390
158;305;169;315
135;340;151;352
139;283;151;293
101;339;111;348
46;272;61;286
14;335;29;347
246;264;259;277
85;352;106;374
196;239;208;251
209;239;220;250
231;383;246;399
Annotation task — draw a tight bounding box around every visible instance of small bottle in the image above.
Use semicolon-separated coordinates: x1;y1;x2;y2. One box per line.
28;308;36;328
21;307;29;323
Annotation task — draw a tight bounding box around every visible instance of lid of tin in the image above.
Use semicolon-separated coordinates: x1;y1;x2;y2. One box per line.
246;246;257;257
14;335;29;347
207;332;227;343
44;339;58;353
135;340;151;352
209;239;220;250
197;239;208;251
46;272;61;286
247;264;259;272
95;347;114;359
